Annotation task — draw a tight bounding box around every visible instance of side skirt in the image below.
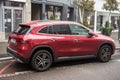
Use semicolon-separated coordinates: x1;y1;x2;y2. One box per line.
55;55;96;62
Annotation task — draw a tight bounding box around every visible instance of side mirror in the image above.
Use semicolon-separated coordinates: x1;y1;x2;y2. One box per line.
88;31;94;38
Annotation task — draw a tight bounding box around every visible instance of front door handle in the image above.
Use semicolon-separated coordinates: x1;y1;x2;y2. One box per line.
73;39;79;42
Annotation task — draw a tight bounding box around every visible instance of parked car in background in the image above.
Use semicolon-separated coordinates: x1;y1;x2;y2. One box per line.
7;20;115;71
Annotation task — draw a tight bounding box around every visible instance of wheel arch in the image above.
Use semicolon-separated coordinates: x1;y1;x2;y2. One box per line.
29;45;56;63
97;42;115;55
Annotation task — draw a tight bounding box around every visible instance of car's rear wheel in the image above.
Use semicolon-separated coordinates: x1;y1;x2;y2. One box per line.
31;50;53;71
97;45;112;62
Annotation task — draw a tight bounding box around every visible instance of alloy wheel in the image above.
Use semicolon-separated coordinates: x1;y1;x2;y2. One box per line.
98;45;112;62
31;50;52;71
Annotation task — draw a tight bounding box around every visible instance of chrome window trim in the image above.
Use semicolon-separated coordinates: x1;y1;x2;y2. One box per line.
36;23;90;37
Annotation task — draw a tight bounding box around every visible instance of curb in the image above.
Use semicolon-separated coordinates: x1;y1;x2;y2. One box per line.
116;47;120;50
0;57;13;61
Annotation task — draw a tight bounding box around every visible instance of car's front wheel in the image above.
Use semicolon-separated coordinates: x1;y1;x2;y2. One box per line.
31;50;53;71
97;45;112;62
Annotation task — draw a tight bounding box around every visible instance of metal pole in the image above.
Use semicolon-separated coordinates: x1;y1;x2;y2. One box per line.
42;3;46;20
94;11;97;32
118;18;120;43
117;16;120;43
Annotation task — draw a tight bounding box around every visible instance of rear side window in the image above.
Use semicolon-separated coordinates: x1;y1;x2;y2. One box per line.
53;25;71;35
13;25;30;35
38;25;71;35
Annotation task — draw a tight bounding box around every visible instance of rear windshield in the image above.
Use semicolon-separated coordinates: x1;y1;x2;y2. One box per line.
13;25;30;35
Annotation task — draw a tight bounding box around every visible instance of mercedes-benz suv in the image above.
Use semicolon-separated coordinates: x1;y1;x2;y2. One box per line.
7;21;115;71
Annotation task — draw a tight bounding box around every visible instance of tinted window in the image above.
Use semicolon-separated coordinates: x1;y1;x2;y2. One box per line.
48;26;53;34
39;26;53;34
39;27;48;33
70;24;89;35
13;25;30;35
53;25;71;35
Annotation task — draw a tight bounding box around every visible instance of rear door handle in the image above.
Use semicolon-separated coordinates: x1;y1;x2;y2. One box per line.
51;38;56;42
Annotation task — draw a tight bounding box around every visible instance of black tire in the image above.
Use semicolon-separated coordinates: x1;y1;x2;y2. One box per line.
97;45;112;62
31;50;53;71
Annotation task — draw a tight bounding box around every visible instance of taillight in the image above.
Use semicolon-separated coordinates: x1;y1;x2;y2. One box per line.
17;39;28;44
8;36;11;43
7;37;11;46
17;38;29;51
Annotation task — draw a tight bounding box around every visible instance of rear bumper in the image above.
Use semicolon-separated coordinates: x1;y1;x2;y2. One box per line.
7;47;29;63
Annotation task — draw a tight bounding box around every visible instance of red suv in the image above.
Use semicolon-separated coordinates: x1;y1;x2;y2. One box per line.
7;21;115;71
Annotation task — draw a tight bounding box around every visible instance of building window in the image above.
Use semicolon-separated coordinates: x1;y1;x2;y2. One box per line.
4;1;23;7
46;5;62;20
111;16;119;30
67;8;70;20
3;1;23;39
32;4;41;20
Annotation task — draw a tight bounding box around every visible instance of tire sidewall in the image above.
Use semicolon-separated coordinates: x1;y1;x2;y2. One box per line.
31;50;53;71
98;45;112;62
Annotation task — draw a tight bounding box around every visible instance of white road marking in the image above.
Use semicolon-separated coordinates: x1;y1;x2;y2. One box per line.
0;60;15;64
112;59;120;62
0;57;13;61
0;71;33;78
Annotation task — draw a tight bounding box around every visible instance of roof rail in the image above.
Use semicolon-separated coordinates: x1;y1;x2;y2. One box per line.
32;19;60;22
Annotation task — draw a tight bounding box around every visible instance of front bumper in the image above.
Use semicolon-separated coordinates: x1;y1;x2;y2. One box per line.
7;47;29;63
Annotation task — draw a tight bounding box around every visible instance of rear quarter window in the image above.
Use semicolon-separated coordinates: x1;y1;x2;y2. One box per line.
38;26;53;34
39;27;48;33
13;25;30;35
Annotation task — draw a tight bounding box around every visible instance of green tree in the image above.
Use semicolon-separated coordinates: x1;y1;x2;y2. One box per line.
74;0;95;24
103;0;119;27
102;21;112;36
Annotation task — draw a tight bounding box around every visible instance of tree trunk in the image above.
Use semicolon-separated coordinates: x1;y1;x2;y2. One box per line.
78;7;80;22
108;11;111;28
81;9;84;23
78;7;83;23
78;8;84;23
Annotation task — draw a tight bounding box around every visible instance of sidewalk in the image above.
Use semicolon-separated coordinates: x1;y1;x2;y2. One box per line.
0;32;119;59
0;42;9;58
0;42;7;54
111;32;120;49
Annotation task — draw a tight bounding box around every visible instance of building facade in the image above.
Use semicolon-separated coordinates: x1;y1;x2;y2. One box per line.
31;0;76;21
0;0;26;42
0;0;76;42
92;0;120;32
73;0;120;32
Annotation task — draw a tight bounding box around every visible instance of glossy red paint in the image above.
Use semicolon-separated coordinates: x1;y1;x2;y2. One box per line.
7;21;115;63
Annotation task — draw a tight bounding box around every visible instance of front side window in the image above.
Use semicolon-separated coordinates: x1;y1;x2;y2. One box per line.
70;24;89;36
53;25;71;35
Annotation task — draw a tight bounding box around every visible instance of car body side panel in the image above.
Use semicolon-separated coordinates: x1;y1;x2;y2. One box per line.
28;33;82;57
73;35;99;55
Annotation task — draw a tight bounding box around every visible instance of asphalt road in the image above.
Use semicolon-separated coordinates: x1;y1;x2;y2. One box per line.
0;50;120;80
